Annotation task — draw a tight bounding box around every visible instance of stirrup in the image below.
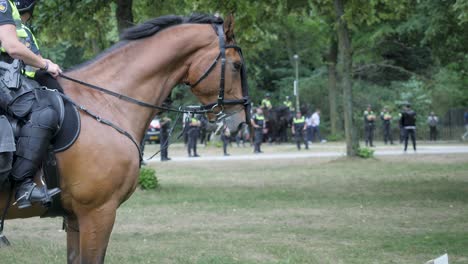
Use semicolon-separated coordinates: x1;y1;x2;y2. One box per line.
13;182;60;209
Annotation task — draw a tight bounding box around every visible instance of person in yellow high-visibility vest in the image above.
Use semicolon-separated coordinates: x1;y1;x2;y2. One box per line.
250;107;266;153
283;95;294;112
0;0;62;209
291;111;308;150
380;107;394;145
364;105;376;147
187;113;201;157
261;93;272;110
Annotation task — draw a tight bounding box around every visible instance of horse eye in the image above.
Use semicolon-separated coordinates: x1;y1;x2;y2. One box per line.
232;62;242;72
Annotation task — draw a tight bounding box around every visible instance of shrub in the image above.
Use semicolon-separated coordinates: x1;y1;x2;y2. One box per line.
327;133;344;142
139;167;159;190
357;147;375;159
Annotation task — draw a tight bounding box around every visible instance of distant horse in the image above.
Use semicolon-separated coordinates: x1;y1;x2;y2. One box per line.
263;106;292;143
0;14;248;263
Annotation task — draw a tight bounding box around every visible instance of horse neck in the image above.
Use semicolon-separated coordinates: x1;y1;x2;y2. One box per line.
59;24;216;142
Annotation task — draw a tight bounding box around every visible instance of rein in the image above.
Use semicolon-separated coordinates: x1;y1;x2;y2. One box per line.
59;73;208;115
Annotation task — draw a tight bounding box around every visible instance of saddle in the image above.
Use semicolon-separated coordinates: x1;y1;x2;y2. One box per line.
0;87;81;217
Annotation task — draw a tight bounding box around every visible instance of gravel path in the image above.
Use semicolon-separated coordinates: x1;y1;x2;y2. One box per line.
144;145;468;163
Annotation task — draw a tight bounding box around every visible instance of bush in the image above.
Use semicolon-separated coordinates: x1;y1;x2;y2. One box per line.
357;147;375;159
138;167;159;190
327;133;344;142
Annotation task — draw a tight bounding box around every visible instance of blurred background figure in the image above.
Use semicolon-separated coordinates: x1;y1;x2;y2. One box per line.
364;105;376;147
283;95;294;112
251;107;266;153
220;121;231;156
463;109;468;141
292;111;308;150
427;111;439;141
261;93;273;110
159;114;171;161
182;112;189;146
236;123;250;147
400;104;417;152
380;107;394;145
187;113;201;157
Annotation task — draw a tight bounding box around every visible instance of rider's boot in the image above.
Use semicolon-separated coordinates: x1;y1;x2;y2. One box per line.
11;106;61;209
15;178;60;209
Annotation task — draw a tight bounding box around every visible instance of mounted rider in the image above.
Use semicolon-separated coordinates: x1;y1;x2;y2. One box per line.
283;95;294;112
261;93;272;110
0;0;62;209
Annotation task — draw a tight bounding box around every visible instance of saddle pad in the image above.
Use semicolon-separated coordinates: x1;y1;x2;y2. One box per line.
51;95;80;153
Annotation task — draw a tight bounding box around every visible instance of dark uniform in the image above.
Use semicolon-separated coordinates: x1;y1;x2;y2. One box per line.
292;116;308;150
251;113;265;153
398;113;404;143
220;123;230;156
380;111;393;145
400;107;417;151
0;0;59;208
159;116;171;161
364;110;376;147
187;115;200;157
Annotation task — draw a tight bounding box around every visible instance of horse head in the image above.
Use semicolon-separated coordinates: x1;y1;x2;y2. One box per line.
184;15;249;133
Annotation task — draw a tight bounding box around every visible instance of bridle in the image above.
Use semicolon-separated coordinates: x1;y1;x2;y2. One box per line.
61;21;250;122
58;20;250;162
185;22;251;122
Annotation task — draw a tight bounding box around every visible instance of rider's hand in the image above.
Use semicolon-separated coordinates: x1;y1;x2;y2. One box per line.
43;59;62;78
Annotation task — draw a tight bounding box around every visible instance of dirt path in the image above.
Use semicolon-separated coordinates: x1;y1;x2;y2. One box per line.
143;143;468;163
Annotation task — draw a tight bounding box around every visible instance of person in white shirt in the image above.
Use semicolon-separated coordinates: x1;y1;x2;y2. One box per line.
308;109;326;143
427;111;439;141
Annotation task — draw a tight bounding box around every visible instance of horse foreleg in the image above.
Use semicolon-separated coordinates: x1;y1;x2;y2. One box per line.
76;204;117;264
65;216;80;264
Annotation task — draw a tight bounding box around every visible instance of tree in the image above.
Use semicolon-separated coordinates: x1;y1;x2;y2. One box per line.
115;0;134;34
326;37;340;136
334;0;358;156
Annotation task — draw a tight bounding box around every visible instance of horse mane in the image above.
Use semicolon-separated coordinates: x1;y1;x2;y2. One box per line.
121;14;223;40
67;14;223;72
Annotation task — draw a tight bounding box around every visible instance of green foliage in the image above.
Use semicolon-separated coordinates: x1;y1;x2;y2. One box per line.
431;67;468;113
22;0;467;140
139;167;159;190
357;147;375;159
327;132;345;142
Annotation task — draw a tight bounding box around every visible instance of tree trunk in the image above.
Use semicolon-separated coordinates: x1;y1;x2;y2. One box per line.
334;0;359;156
327;38;339;135
115;0;134;34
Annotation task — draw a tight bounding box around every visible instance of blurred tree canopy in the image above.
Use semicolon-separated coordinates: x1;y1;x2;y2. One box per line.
29;0;467;138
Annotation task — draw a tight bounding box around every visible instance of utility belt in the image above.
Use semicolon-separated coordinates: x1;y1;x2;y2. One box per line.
0;58;34;115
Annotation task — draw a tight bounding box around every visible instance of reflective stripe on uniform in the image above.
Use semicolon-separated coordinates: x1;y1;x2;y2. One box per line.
293;117;305;124
261;99;272;108
255;114;264;121
0;0;28;52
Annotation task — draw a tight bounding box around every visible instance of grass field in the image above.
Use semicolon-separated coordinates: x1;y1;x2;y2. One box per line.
1;152;467;263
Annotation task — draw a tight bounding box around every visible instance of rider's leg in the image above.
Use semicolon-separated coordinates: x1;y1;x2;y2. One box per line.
12;103;60;209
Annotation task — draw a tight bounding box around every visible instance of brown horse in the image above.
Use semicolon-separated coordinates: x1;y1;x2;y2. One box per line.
0;14;248;263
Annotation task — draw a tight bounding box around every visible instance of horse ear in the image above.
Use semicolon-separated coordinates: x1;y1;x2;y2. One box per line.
224;14;235;42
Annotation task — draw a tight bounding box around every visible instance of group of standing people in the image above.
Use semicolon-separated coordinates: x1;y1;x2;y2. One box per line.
364;104;418;152
251;93;326;152
153;101;468;160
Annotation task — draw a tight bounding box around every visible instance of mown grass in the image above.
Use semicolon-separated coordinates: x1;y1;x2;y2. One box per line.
1;154;467;263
